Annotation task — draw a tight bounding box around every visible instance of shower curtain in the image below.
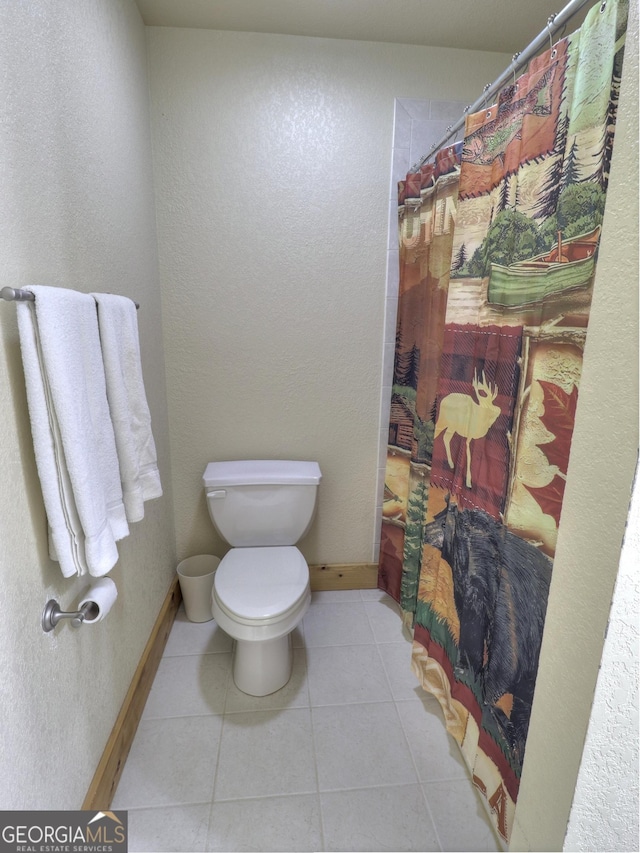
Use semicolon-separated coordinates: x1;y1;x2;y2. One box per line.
378;0;628;842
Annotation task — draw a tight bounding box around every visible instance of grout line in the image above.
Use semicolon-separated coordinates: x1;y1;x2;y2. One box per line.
308;705;326;850
317;779;427;795
123;799;213;813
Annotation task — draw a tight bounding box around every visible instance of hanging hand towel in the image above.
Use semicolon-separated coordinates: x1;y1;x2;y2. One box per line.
16;286;129;577
91;292;162;522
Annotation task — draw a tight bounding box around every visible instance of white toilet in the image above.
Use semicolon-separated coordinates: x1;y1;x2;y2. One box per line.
202;459;322;696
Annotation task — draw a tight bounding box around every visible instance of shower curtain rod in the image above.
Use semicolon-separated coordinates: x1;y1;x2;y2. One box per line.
411;0;593;171
1;286;140;309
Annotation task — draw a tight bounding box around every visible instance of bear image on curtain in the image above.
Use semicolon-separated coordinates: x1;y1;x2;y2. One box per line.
422;499;553;773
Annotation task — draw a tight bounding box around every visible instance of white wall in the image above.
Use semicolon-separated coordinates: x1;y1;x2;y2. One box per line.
146;27;511;565
564;464;639;851
0;0;176;809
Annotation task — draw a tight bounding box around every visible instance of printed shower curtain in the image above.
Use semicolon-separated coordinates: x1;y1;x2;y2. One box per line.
378;0;628;843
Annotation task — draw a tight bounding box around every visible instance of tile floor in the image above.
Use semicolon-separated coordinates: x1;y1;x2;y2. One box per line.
113;589;500;852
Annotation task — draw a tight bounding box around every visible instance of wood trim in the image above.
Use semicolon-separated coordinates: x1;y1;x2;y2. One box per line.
309;562;378;590
82;562;378;808
82;574;182;810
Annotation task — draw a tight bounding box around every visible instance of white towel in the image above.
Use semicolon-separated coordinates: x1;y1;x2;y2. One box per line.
91;292;162;522
16;286;128;577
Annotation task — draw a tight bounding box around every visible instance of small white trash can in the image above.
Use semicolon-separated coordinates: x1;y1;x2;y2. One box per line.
177;554;220;622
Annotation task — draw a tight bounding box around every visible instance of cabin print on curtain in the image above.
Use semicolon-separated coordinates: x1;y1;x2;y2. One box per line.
378;0;628;843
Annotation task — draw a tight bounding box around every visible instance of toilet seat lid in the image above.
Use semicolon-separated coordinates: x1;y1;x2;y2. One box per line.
215;546;309;621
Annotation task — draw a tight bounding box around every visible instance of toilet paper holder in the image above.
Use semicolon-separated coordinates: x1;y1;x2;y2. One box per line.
41;599;97;632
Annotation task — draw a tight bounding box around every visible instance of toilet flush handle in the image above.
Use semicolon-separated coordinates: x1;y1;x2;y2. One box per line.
207;489;227;499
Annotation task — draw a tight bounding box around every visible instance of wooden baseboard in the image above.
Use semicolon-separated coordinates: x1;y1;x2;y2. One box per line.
82;562;379;808
82;574;182;810
309;562;378;590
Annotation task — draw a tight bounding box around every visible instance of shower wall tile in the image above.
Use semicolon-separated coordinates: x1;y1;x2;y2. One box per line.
430;99;468;121
391;146;411;192
393;100;413;150
384;296;398;344
409;118;452;167
386;249;400;298
397;97;432;122
379;374;392;423
387;203;400;250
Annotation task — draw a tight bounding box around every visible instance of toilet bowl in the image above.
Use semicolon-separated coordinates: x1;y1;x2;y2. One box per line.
211;546;311;695
203;460;321;696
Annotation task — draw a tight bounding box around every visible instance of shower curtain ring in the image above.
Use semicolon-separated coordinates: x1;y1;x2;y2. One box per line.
512;52;521;88
482;83;491;108
547;15;556;51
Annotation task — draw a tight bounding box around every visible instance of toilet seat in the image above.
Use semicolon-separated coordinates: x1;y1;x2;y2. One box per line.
214;545;309;625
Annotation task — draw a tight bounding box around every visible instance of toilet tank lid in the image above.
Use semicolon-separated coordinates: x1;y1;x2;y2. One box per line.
203;459;322;488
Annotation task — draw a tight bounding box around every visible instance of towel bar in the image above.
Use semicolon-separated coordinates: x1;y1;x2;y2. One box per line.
42;599;95;632
1;286;35;302
1;286;139;309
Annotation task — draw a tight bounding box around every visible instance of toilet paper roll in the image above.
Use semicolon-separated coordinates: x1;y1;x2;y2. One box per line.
78;577;118;624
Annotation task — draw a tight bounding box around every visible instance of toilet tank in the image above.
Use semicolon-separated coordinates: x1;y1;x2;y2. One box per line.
203;460;322;547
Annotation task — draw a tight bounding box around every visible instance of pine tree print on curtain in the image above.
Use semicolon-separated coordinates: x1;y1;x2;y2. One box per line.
378;0;628;844
378;145;462;623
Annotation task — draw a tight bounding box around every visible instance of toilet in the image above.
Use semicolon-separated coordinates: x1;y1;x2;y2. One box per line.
202;459;322;696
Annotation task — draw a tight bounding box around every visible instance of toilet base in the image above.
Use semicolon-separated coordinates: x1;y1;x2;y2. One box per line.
233;633;293;696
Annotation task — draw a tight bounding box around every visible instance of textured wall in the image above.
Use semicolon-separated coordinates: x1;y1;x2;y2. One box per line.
564;465;639;851
510;3;639;849
146;28;510;565
0;0;176;809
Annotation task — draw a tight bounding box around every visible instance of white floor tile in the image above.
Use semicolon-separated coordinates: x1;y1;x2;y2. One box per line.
377;642;423;701
423;779;500;852
364;598;408;644
320;784;439;852
396;699;469;782
214;708;317;800
359;588;390;601
126;803;211;852
112;716;222;809
164;606;233;657
312;702;418;791
303;601;375;647
143;653;231;719
307;644;393;706
312;589;362;603
207;794;322;852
